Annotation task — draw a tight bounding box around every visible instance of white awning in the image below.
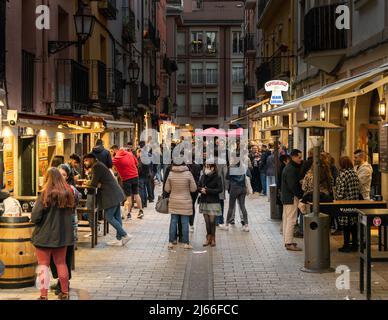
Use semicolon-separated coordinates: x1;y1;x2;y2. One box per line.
104;120;135;130
258;62;388;118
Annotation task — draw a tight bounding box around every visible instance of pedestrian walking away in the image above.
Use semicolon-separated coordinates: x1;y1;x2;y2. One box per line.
111;145;144;220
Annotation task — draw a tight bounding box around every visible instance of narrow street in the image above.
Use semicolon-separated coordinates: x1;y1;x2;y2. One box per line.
1;185;388;301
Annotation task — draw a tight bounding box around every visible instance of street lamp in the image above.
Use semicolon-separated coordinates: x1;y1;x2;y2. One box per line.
343;103;349;120
295;120;342;273
128;61;140;83
379;99;386;120
48;2;95;62
320;108;326;121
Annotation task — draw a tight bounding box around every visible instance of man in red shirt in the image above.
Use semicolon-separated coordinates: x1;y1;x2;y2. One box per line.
111;145;144;219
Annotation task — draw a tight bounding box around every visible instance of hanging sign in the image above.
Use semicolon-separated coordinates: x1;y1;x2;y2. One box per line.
265;80;289;105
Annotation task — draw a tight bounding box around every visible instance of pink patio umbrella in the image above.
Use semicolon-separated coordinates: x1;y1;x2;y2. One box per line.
194;127;227;137
227;128;244;137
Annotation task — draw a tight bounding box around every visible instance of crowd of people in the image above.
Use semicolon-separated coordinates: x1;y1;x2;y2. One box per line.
26;134;374;299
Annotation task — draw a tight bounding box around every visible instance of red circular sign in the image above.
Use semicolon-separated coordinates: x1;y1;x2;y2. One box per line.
373;217;382;227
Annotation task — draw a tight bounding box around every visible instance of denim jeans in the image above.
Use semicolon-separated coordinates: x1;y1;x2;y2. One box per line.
105;205;127;240
139;178;148;207
146;177;154;201
266;175;276;197
216;199;225;225
169;214;189;244
260;173;267;195
155;164;162;183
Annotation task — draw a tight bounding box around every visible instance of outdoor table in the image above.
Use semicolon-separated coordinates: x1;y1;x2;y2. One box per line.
307;200;387;232
356;209;388;300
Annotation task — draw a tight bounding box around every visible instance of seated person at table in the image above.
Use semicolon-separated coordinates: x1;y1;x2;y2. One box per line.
83;154;131;247
335;156;361;253
0;188;22;216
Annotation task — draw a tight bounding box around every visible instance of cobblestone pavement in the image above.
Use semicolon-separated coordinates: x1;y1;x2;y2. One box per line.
1;185;388;300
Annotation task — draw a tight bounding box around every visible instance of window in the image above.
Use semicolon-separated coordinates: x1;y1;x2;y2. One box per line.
206;94;218;107
232;62;244;85
205;93;218;115
206;62;218;85
232;32;243;55
177;32;186;55
191;31;203;54
232;93;244;115
206;32;217;54
191;93;203;115
177;63;186;85
191;62;203;85
177;94;186;116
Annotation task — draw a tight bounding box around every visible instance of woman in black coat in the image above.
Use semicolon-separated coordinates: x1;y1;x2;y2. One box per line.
198;164;222;247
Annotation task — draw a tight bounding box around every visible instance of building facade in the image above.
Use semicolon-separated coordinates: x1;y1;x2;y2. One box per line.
166;0;244;130
254;0;388;201
0;0;167;196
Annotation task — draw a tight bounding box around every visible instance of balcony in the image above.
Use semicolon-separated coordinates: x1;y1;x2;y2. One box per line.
55;59;89;115
85;60;107;103
245;0;256;9
122;7;136;44
244;33;256;56
244;85;256;102
304;4;348;73
22;50;35;112
98;0;117;20
106;68;123;106
144;20;159;50
256;46;290;90
190;105;218;117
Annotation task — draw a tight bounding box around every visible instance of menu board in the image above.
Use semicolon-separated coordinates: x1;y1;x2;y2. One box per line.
380;123;388;173
38;134;49;188
3;136;14;190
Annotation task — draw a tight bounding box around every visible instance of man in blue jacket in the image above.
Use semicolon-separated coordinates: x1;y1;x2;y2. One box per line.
91;139;113;169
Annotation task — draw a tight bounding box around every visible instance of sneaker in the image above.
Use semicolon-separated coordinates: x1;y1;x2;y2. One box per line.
189;226;194;233
106;239;123;246
137;210;144;219
218;224;229;231
242;225;250;232
58;292;69;300
286;244;302;251
172;240;178;245
168;243;174;250
229;220;235;225
184;244;193;250
122;234;132;246
127;213;132;220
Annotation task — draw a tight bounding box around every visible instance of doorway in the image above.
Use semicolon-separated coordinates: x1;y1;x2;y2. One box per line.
18;137;36;196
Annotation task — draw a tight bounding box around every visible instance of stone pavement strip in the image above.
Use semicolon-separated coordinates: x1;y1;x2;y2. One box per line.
1;185;388;300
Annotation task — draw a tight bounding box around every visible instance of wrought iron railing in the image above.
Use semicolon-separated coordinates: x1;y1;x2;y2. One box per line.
56;59;89;114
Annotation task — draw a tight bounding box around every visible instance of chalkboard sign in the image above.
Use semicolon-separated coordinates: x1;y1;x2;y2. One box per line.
380;123;388;173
